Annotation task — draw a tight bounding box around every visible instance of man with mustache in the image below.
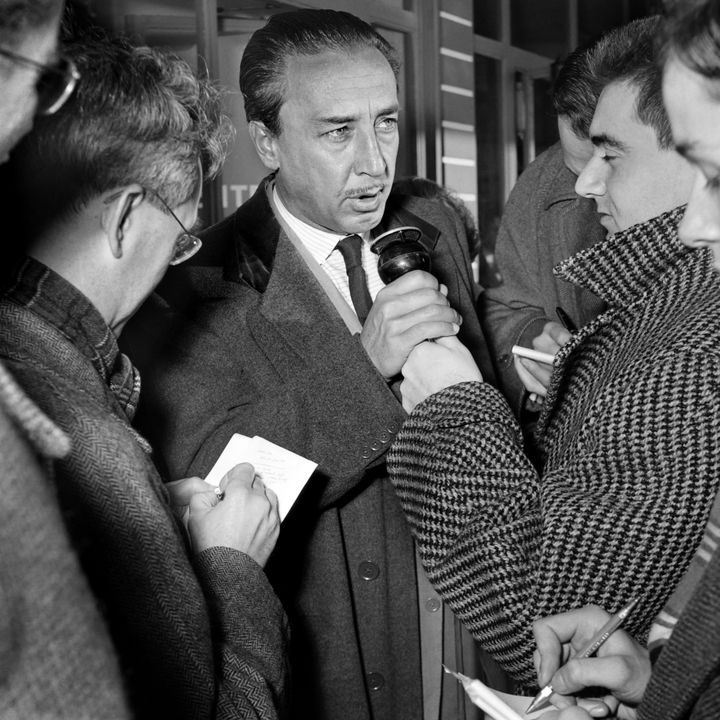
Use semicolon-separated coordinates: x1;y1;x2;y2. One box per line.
124;8;499;720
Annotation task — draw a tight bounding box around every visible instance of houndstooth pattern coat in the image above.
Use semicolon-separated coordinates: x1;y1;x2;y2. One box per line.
389;206;720;689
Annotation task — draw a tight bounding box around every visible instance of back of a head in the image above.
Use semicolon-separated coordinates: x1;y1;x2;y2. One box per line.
663;0;720;81
587;15;673;147
240;8;400;136
552;39;601;138
0;0;61;49
11;28;234;235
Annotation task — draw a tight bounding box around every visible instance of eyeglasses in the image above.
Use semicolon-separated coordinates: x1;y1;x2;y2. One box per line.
144;189;203;265
0;47;80;116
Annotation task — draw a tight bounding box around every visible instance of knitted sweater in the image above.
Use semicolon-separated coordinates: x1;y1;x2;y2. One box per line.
0;258;289;720
388;207;720;689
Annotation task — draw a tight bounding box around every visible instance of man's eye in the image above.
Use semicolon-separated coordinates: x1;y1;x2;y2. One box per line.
377;117;398;131
326;127;350;139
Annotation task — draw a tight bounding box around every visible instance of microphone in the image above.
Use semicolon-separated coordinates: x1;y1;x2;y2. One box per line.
370;226;431;284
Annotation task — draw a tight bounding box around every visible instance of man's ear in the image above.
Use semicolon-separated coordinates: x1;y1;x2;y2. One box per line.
100;185;145;260
248;120;280;171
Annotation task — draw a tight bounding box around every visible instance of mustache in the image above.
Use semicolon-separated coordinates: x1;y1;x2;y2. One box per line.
344;184;386;199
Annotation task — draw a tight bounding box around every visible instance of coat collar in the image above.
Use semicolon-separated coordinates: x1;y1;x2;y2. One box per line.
555;205;689;307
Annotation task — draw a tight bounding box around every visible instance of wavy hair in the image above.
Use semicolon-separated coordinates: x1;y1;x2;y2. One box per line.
12;32;234;223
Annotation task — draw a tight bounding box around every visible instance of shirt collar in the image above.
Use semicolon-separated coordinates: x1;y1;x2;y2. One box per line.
5;256;141;422
272;183;369;263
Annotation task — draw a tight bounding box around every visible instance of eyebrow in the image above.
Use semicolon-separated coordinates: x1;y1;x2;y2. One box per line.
591;132;629;152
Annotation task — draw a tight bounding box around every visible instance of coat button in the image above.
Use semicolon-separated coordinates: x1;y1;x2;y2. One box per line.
358;561;380;581
370;442;380;451
367;672;385;691
425;597;441;613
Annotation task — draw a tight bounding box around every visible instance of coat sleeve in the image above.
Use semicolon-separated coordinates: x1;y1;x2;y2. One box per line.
194;547;290;720
387;359;720;690
125;293;407;511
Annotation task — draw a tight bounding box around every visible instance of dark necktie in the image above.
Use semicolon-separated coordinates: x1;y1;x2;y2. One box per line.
335;234;373;323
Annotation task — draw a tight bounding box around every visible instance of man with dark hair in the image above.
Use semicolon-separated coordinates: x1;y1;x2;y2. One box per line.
482;38;606;420
0;1;132;716
125;8;500;720
530;4;720;718
387;14;720;692
1;30;288;720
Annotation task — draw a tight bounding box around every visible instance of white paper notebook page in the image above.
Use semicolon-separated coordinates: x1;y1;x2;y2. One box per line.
203;434;316;520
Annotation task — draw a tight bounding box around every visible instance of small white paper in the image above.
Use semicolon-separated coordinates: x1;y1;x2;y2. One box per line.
444;668;527;720
204;434;316;520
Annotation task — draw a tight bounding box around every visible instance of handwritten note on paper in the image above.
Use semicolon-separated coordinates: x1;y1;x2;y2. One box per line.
204;434;317;520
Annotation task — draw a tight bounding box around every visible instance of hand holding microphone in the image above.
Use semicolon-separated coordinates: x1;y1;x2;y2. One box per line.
360;226;461;379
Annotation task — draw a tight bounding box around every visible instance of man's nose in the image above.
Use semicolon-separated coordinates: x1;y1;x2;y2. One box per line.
575;156;605;199
354;128;386;176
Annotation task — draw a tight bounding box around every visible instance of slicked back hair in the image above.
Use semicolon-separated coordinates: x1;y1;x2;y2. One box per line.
587;15;673;148
11;31;234;231
240;8;400;136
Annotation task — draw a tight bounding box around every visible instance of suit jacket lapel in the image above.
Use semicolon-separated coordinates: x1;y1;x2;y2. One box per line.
249;233;361;373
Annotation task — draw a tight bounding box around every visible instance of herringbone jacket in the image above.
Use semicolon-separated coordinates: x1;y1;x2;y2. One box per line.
388;207;720;689
0;360;131;719
0;258;289;720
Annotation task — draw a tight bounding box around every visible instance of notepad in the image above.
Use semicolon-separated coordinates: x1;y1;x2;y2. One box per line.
446;667;605;719
204;434;316;520
444;668;527;720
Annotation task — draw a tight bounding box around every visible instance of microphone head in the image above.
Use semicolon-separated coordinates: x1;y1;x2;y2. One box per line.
371;226;431;284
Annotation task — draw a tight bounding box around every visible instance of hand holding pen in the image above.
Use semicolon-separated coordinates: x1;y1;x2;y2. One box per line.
529;599;649;716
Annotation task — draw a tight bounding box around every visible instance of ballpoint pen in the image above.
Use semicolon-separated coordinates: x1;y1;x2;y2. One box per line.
556;306;578;333
526;597;639;715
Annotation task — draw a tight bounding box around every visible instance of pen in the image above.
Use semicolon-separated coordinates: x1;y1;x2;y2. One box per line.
526;597;639;715
556;306;578;333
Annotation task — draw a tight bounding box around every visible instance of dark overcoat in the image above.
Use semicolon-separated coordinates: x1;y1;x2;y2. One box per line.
124;178;496;720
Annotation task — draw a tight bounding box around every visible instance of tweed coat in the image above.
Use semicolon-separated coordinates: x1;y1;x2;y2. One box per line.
0;360;131;719
123;178;497;720
388;207;720;690
482;142;606;414
0;259;289;720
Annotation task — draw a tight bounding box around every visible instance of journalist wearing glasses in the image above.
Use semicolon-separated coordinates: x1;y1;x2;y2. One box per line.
0;28;288;720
